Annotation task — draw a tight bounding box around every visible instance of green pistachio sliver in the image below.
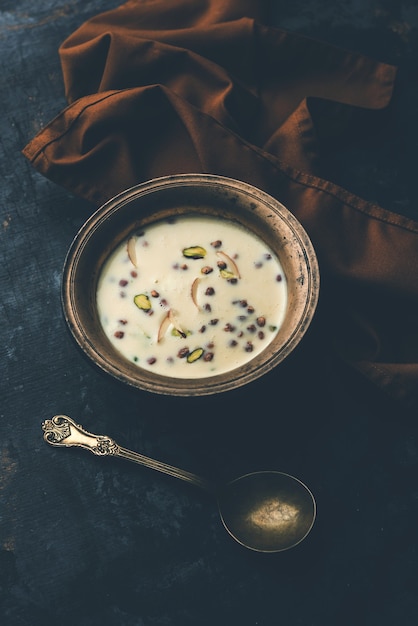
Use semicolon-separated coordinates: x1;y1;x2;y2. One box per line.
220;269;236;279
182;246;206;259
187;347;204;363
134;293;152;310
171;328;191;337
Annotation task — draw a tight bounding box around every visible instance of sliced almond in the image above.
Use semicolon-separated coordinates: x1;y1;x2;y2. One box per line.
157;311;171;342
191;277;200;309
216;250;241;278
127;236;138;267
168;309;187;338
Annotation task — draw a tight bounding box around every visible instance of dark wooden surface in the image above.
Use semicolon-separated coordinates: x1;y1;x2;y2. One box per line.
1;2;418;625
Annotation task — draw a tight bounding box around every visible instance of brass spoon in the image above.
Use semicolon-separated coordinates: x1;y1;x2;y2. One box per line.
42;415;316;553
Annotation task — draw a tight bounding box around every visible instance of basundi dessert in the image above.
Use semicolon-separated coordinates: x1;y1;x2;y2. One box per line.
96;214;287;378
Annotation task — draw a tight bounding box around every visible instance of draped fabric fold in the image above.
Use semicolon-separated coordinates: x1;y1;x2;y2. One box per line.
22;0;418;408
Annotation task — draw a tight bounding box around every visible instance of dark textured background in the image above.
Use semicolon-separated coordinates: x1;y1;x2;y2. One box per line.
1;2;418;625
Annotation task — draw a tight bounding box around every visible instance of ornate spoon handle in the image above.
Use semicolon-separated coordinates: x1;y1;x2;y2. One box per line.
42;415;214;493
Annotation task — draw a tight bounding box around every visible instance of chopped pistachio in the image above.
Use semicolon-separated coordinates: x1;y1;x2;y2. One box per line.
187;347;204;363
134;293;151;310
171;328;191;337
182;246;207;259
220;269;235;280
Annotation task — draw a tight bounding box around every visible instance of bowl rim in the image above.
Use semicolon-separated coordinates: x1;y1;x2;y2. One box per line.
62;173;320;396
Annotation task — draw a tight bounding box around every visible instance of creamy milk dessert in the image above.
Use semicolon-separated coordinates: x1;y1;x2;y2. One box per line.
96;214;287;378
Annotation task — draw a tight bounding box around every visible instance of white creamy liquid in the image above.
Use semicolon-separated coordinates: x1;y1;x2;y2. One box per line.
96;214;287;378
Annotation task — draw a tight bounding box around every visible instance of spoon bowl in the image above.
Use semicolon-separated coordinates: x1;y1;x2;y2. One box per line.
42;415;316;553
218;471;316;552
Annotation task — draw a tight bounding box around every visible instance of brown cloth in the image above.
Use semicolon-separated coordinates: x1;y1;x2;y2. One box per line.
22;0;418;409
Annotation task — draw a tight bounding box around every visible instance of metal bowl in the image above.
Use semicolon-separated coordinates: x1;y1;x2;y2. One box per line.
62;174;319;396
